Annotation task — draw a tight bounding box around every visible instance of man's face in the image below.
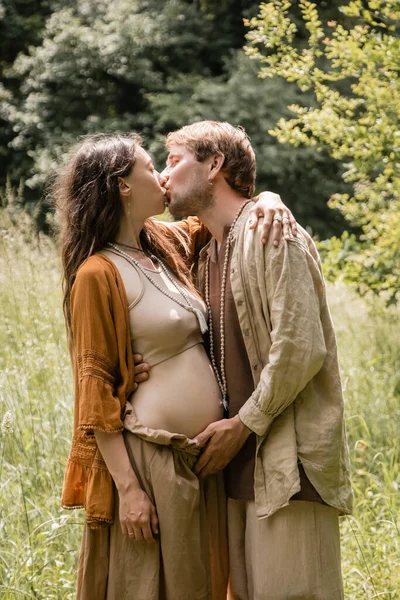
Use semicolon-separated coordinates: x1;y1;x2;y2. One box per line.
161;144;215;217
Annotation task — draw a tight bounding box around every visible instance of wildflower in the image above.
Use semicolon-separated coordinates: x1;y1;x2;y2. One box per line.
1;410;13;435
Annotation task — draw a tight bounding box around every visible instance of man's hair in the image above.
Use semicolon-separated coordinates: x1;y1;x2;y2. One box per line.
166;121;256;198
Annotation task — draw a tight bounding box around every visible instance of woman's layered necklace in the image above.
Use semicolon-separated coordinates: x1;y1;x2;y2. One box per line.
204;201;251;411
107;242;209;335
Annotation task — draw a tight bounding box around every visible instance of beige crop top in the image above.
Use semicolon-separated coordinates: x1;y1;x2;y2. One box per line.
104;249;207;367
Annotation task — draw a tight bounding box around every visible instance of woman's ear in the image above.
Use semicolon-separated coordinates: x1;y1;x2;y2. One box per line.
118;176;131;197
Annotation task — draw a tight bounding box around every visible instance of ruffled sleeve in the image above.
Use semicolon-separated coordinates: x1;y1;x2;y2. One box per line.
61;432;114;526
71;258;124;434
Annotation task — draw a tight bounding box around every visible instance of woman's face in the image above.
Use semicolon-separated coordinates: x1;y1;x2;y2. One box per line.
121;147;167;219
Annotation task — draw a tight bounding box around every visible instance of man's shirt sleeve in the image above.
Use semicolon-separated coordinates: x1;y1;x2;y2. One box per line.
239;238;328;436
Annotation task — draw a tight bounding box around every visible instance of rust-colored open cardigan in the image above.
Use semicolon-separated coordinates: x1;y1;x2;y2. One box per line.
61;218;209;528
61;254;135;527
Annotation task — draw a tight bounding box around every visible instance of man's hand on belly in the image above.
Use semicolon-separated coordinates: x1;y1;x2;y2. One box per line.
193;415;252;478
132;354;150;390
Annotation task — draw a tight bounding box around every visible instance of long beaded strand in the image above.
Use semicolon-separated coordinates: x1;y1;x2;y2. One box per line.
204;201;251;410
107;243;208;334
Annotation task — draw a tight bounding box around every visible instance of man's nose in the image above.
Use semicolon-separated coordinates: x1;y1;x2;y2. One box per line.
157;170;168;187
160;167;170;183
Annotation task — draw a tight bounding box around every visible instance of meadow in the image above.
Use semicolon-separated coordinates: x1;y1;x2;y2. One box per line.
0;207;399;599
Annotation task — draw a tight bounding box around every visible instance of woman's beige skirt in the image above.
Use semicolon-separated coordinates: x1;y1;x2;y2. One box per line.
76;407;229;600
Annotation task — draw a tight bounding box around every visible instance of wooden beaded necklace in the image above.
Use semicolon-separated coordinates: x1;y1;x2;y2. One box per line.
204;201;251;411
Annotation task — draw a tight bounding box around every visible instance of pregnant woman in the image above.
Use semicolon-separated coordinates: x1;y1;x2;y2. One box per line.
55;132;292;600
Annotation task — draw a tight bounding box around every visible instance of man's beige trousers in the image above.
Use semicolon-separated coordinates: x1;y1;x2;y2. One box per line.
227;499;344;600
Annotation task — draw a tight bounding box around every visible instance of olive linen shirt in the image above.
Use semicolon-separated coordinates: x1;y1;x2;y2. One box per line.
61;218;209;528
207;232;326;505
196;203;353;519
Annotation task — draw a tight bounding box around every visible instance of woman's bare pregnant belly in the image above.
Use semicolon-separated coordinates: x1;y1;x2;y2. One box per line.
128;343;223;439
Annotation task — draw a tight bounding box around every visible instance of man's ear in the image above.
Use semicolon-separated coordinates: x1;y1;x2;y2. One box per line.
118;176;131;197
209;152;225;179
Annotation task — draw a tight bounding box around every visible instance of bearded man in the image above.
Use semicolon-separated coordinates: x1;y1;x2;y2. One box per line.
161;121;352;600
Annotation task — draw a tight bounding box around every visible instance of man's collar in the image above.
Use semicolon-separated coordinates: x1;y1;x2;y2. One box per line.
206;224;231;263
229;200;254;243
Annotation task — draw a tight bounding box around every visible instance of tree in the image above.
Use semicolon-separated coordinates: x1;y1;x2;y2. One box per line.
2;0;257;223
245;0;400;303
1;0;353;237
0;0;56;188
148;50;351;238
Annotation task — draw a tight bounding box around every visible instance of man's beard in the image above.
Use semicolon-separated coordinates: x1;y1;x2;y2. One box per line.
168;176;215;218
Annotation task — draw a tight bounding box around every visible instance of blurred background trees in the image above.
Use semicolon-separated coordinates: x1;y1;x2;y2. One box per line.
1;0;350;236
1;0;399;300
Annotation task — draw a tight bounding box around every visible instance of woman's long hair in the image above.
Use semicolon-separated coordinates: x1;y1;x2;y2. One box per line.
51;132;193;341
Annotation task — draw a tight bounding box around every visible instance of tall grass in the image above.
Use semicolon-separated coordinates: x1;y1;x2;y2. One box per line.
0;208;399;598
0;209;80;599
329;288;400;597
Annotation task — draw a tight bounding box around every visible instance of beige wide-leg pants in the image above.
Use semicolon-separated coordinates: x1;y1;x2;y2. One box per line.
77;407;229;600
227;499;343;600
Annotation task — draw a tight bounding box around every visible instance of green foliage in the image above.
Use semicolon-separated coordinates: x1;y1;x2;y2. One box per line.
0;0;56;68
1;209;399;597
245;0;400;303
148;51;351;237
3;0;249;190
1;0;353;237
0;0;58;186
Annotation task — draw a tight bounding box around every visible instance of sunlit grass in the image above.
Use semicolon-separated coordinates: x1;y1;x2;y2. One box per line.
0;209;80;599
0;208;399;598
329;288;400;598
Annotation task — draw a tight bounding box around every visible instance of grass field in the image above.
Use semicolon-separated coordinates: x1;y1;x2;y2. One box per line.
0;208;399;599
